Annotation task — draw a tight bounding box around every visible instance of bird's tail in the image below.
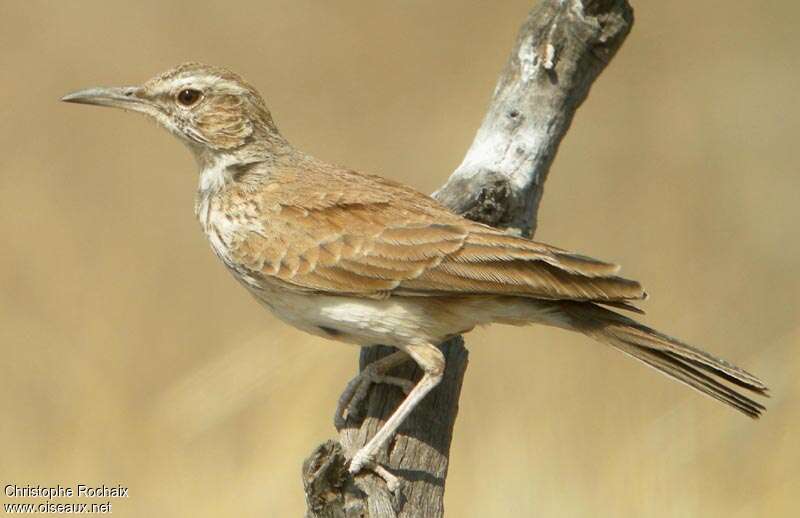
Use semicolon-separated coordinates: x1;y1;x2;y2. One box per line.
554;302;769;418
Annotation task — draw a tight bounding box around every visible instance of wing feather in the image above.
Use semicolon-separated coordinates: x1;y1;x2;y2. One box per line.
220;166;646;302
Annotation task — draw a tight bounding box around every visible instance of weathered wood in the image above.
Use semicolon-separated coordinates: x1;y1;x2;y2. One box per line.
436;0;634;238
302;1;634;516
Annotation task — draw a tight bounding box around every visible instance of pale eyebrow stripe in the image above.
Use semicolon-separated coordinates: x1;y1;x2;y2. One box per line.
161;76;248;95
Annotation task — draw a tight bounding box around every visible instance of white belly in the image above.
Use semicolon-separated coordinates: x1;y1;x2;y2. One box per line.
248;285;566;346
254;289;451;347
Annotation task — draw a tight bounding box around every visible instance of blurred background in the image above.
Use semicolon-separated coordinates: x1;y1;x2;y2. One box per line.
1;1;798;516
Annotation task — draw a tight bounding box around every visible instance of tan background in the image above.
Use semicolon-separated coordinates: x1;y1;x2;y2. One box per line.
1;1;798;516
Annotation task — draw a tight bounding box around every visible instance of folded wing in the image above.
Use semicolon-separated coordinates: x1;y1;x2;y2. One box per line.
224;169;645;304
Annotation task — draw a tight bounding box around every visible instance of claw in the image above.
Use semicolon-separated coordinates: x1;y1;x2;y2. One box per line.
334;365;414;429
348;452;401;495
349;448;372;475
370;463;401;494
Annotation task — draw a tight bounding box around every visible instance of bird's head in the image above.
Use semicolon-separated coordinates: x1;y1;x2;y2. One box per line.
62;63;285;164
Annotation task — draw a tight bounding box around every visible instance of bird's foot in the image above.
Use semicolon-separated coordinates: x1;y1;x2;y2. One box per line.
349;450;400;494
334;366;414;429
348;447;373;475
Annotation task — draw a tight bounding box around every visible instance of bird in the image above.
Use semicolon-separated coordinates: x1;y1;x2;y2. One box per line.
62;63;767;487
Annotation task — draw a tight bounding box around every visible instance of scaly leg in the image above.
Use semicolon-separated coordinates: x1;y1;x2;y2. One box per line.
334;350;413;429
349;342;445;475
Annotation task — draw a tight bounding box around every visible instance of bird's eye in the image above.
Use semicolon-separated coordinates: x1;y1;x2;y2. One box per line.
177;89;202;106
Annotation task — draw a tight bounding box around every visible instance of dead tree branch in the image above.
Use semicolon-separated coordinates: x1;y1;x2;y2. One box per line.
302;1;634;516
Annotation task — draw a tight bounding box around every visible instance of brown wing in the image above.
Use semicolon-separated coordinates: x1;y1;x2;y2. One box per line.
223;166;645;302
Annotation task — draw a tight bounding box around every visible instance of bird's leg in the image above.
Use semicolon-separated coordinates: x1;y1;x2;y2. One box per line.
349;343;445;476
334;350;414;429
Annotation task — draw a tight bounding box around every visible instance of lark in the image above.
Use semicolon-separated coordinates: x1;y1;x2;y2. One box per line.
63;63;767;485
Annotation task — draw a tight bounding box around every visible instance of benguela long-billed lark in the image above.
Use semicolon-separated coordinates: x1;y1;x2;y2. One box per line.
62;63;767;483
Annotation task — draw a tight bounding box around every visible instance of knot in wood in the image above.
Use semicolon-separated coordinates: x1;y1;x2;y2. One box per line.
302;440;350;517
461;173;513;227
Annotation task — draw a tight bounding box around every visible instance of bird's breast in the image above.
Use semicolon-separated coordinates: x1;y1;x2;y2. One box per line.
196;190;263;286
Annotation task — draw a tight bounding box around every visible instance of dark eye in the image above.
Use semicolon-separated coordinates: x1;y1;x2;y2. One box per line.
177;89;202;106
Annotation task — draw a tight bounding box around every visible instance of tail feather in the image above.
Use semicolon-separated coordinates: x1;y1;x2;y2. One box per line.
560;302;768;418
611;340;766;418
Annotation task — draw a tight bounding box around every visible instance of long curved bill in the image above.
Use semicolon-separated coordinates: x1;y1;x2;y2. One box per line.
61;86;148;113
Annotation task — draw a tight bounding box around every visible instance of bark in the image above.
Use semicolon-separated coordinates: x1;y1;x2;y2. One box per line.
302;1;634;516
